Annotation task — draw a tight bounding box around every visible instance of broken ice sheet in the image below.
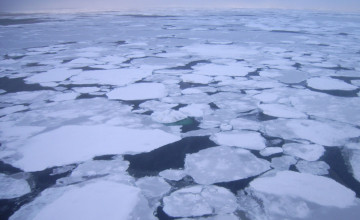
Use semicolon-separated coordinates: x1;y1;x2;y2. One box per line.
283;143;325;161
295;160;330;176
259;103;307;119
135;176;170;199
0;173;31;199
249;171;356;208
107;83;167;100
12;125;180;172
10;180;155;220
163;185;237;218
307;77;358;91
211;131;266;150
264;119;360;146
159;169;186;181
185;146;270;184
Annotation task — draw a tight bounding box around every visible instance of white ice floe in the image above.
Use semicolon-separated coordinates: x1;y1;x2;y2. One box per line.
220;123;233;131
344;146;360;182
10;180;155;220
250;171;356;208
0;105;28;116
107;83;167;100
271;156;297;170
283;143;325;161
57;157;130;185
12;125;180;171
211;131;266;150
183;44;257;59
193;62;255;77
159;169;186;181
0;125;45;146
179;104;211;117
25;68;80;85
181;74;213;84
49;92;79;102
135;176;171;198
260;147;283;157
185;146;270;184
0;173;31;199
72;87;100;94
264;119;360;146
151;109;187;123
259;103;307;119
307;77;357;91
295;160;330;176
70;68;151;86
229;118;262;131
181;88;203;95
0;89;6;94
163;185;237;217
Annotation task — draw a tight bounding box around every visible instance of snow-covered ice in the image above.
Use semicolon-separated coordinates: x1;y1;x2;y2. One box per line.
211;131;266;150
260;147;283;157
10;180;155;220
107;83;167;100
0;173;31;199
151;109;187;123
185;146;270;184
135;176;171;198
259;103;307;119
264;119;360;146
271;155;297;171
12;125;180;171
283;143;325;161
307;77;358;91
181;74;213;84
163;185;237;217
159;169;186;181
250;171;356;208
295;160;330;176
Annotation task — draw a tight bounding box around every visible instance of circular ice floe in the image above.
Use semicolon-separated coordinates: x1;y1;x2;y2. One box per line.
283;143;325;161
307;77;357;91
163;185;237;218
107;83;167;100
185;146;270;184
295;160;330;176
211;131;266;150
250;171;356;208
0;173;31;199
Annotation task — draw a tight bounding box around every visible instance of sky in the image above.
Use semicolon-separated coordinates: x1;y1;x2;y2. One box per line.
0;0;360;13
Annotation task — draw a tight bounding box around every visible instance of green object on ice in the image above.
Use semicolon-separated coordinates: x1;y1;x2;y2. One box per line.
165;117;194;126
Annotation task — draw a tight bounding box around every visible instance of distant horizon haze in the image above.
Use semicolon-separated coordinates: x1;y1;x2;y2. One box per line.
1;0;360;13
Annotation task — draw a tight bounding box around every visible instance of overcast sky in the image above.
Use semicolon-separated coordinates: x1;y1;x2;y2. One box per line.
1;0;360;13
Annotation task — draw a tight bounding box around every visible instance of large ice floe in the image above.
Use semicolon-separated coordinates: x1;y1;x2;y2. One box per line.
12;125;180;171
185;146;270;184
163;185;237;217
211;131;266;150
10;180;155;220
0;173;31;199
107;83;167;100
249;171;356;208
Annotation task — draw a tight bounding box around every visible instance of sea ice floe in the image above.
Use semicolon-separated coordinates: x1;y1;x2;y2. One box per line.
185;146;270;184
70;68;151;86
211;131;266;150
25;68;80;85
259;103;307;119
181;74;213;84
151;109;187;124
264;119;360;146
295;160;330;176
229;118;262;131
181;88;203;95
283;143;325;161
10;180;155;220
12;125;180;171
260;147;283;157
250;171;356;208
307;77;357;91
159;169;186;181
0;173;31;199
135;176;171;199
179;104;212;117
163;185;237;217
0;105;28;116
49;92;79;102
183;44;257;59
57;157;130;185
107;83;167;100
344;145;360;182
72;87;100;94
271;156;297;171
193;62;255;77
139;100;177;112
